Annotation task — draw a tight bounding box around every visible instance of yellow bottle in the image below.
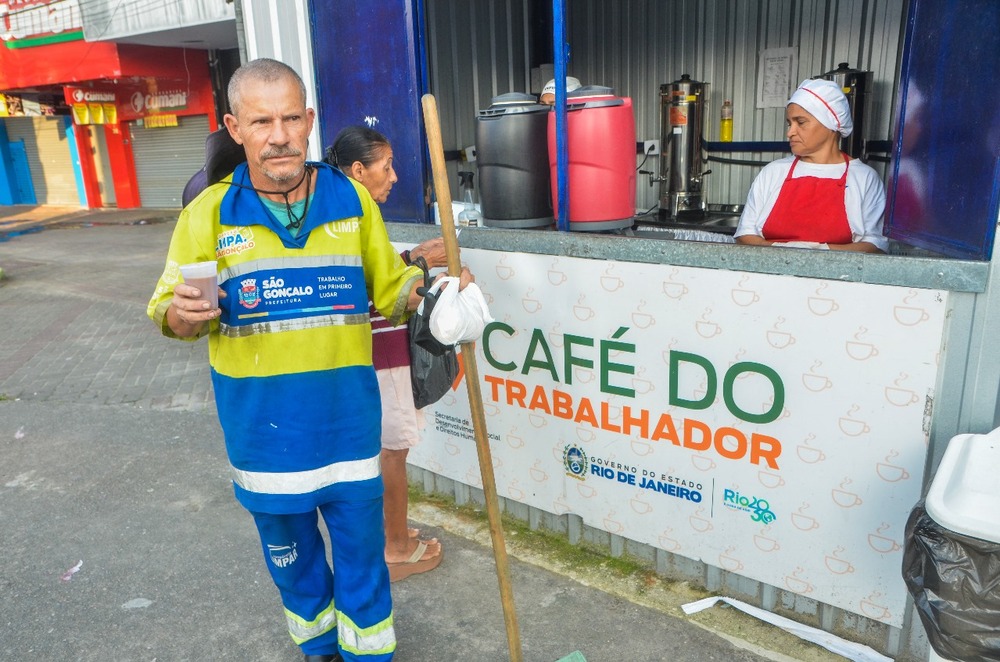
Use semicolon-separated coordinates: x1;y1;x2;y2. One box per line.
720;100;733;142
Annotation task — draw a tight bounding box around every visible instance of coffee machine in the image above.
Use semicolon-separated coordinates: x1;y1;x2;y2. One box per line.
658;74;709;218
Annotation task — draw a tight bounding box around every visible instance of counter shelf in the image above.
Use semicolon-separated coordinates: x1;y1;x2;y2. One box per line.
388;222;989;295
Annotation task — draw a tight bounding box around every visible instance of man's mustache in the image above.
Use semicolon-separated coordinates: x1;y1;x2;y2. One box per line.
261;146;302;160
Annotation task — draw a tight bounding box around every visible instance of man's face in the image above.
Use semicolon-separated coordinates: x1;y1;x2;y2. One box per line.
224;76;315;188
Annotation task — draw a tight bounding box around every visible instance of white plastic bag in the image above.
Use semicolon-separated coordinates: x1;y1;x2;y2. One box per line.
428;276;494;345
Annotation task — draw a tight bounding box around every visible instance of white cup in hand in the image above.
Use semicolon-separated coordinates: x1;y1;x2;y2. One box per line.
179;261;219;309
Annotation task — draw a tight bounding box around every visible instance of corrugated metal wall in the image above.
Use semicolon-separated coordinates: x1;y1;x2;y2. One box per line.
240;0;321;161
426;0;534;199
427;0;907;213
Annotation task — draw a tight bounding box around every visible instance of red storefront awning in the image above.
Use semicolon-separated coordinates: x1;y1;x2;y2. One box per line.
1;40;212;92
0;39;122;89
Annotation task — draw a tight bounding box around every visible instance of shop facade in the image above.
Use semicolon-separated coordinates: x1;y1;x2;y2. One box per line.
60;75;217;209
0;1;218;209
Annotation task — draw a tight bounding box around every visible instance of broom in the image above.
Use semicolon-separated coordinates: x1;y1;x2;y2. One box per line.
421;94;586;662
421;93;524;662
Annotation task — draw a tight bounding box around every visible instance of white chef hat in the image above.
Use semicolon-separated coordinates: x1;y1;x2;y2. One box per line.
787;78;853;137
541;76;582;96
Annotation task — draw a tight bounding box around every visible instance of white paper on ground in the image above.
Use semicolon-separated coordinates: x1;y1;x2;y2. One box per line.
681;595;893;662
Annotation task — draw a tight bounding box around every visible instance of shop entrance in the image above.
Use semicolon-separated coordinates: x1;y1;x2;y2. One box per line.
88;125;116;207
129;115;209;208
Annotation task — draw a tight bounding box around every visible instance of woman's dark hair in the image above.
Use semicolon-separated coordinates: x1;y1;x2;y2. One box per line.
325;126;391;173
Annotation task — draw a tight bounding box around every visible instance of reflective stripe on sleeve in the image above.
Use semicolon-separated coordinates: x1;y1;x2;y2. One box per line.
337;609;396;657
220;255;363;284
232;454;381;496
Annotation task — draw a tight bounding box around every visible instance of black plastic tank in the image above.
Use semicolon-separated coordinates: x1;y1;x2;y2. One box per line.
475;93;553;228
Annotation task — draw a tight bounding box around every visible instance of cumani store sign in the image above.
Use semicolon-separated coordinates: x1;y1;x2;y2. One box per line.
1;0;84;48
65;84;199;124
67;88;115;125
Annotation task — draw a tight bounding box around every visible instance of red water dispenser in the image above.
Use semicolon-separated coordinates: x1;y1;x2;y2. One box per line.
547;86;636;231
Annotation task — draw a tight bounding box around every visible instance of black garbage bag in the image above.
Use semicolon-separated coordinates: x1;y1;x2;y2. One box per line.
408;256;459;409
408;256;455;357
409;328;459;409
902;501;1000;661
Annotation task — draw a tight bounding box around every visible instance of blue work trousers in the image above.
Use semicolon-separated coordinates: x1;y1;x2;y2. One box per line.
252;497;394;661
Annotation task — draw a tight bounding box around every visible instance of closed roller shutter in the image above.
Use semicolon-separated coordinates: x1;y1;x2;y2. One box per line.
130;115;210;208
4;116;79;205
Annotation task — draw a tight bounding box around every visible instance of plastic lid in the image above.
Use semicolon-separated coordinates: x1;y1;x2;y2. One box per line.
562;86;624;111
822;62;864;76
479;92;548;117
925;427;1000;542
568;85;615;98
489;92;539;106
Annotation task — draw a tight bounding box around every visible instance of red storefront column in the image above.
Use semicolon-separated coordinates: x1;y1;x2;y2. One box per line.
104;123;140;209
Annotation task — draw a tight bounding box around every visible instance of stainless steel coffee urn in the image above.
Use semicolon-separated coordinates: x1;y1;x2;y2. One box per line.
659;74;708;218
820;62;872;159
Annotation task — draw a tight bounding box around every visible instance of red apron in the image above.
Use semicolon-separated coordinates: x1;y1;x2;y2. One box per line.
761;153;852;244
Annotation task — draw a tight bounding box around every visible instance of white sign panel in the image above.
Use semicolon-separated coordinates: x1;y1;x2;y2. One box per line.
409;248;948;627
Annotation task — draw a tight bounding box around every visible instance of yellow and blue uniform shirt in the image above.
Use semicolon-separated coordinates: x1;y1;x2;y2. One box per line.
148;162;422;514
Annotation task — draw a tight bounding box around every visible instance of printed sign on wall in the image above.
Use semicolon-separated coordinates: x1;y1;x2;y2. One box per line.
408;248;948;627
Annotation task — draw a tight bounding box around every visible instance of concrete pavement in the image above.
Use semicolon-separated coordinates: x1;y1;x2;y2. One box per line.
0;206;837;662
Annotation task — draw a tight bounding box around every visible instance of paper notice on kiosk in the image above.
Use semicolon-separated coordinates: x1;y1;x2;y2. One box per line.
757;47;797;108
682;595;893;662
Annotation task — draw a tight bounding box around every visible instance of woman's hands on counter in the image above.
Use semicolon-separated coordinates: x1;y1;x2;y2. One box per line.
772;241;830;249
737;235;884;253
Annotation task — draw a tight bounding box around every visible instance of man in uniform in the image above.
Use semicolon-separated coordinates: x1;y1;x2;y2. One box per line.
148;58;471;662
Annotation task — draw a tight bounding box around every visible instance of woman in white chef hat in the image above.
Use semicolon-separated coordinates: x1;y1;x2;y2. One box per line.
539;76;582;105
735;78;888;252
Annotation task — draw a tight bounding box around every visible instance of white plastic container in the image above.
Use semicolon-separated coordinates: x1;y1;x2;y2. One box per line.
432;201;468;226
925;427;1000;543
923;426;1000;662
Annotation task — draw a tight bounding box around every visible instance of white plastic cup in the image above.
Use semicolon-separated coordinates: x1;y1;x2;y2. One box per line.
179;260;219;310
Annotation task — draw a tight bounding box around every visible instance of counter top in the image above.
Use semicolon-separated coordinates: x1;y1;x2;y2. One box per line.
387;221;989;294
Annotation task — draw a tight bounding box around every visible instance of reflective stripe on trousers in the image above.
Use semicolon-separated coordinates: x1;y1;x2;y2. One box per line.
338;609;396;657
284;601;396;655
287;600;338;644
233;454;381;496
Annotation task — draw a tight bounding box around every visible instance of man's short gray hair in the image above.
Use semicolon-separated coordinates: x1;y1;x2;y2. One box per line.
228;58;307;117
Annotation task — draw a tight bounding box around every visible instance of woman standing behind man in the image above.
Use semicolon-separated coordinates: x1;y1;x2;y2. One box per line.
735;78;888;253
328;126;446;581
